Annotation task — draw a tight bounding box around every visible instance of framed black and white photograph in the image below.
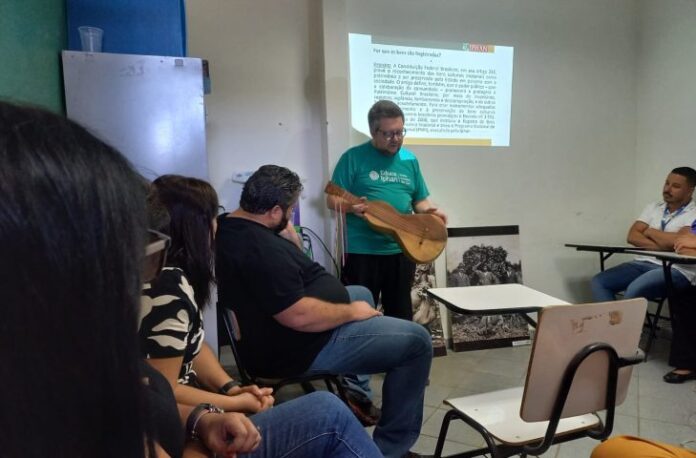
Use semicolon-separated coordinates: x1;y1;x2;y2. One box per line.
411;263;447;357
445;225;529;351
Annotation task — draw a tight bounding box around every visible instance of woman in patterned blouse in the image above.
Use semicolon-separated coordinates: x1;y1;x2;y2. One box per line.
141;175;275;413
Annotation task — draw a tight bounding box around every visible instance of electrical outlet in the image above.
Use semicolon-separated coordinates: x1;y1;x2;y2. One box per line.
231;171;254;183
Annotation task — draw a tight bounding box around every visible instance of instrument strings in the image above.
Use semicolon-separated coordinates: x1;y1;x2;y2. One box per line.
367;205;430;236
334;185;435;239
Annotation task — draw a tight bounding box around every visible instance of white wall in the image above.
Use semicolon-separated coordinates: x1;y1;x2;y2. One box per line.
186;0;328;237
324;0;640;301
635;0;696;211
186;1;696;315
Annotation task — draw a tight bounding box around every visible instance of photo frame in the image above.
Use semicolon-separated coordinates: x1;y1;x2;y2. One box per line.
411;263;447;357
445;225;529;351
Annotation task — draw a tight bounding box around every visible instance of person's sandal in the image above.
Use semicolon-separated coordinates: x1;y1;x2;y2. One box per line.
663;369;696;384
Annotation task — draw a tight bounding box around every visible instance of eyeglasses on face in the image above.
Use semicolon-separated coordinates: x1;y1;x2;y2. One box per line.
143;229;171;283
376;128;407;140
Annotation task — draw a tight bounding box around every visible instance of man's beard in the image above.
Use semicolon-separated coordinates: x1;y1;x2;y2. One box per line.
273;214;289;234
376;143;400;156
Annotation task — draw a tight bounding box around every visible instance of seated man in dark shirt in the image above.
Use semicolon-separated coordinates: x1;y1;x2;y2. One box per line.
662;226;696;383
216;165;433;458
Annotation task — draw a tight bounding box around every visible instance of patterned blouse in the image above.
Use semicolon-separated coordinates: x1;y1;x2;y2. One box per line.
139;267;204;385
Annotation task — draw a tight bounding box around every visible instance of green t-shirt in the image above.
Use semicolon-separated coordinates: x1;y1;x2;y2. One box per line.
330;141;430;254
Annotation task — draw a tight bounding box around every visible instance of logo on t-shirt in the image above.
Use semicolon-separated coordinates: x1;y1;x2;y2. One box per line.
378;170;412;185
369;170;379;181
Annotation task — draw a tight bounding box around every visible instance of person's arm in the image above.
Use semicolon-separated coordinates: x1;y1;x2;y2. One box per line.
413;198;448;224
626;221;660;249
643;226;682;250
326;194;368;217
677;226;693;235
190;342;230;391
191;342;273;406
674;232;696;254
175;380;272;414
153;442;171;458
178;377;271;414
146;355;273;414
179;404;261;458
274;297;381;332
326;152;366;216
182;442;208;458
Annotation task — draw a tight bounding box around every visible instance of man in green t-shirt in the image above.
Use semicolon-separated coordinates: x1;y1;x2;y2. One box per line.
327;100;447;320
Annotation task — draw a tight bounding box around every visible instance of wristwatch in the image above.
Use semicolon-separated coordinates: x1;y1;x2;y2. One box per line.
219;379;242;394
186;403;224;440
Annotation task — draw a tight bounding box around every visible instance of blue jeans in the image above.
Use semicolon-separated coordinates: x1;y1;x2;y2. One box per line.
247;391;382;457
307;315;433;458
591;260;690;301
344;285;375;402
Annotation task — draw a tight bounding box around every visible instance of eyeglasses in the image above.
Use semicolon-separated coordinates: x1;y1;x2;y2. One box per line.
143;229;171;283
376;128;407;140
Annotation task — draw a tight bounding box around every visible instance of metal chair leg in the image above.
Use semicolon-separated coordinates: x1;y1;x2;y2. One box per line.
643;298;666;361
434;409;456;458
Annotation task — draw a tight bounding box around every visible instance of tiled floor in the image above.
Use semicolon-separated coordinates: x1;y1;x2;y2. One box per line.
221;329;696;457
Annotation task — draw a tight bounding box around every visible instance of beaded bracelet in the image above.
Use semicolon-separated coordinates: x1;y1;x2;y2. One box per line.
186;403;224;440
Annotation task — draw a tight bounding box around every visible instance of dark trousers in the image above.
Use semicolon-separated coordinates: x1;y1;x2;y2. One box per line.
669;286;696;369
341;253;416;320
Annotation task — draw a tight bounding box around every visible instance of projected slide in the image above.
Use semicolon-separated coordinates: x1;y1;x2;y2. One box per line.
349;33;514;146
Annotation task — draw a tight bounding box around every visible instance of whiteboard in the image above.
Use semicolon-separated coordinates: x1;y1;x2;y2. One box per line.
62;51;208;180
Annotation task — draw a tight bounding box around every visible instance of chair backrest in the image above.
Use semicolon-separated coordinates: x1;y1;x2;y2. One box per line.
223;306;242;342
218;305;253;385
520;298;647;422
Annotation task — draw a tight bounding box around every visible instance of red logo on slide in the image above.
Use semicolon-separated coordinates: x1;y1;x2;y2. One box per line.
464;43;494;53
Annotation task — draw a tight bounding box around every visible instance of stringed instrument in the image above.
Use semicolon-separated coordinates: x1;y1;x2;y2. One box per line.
325;182;447;264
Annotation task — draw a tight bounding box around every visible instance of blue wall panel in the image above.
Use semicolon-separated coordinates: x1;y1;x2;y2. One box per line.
66;0;186;56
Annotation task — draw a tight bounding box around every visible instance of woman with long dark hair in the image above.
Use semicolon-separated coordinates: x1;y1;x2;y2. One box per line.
0;102;287;458
142;175;274;412
0;102;152;457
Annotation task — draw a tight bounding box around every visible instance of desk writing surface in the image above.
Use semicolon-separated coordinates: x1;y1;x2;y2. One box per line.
625;250;696;264
565;243;645;252
427;284;569;315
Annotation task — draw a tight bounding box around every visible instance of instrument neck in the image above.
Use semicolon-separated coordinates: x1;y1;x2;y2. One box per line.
327;183;361;205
